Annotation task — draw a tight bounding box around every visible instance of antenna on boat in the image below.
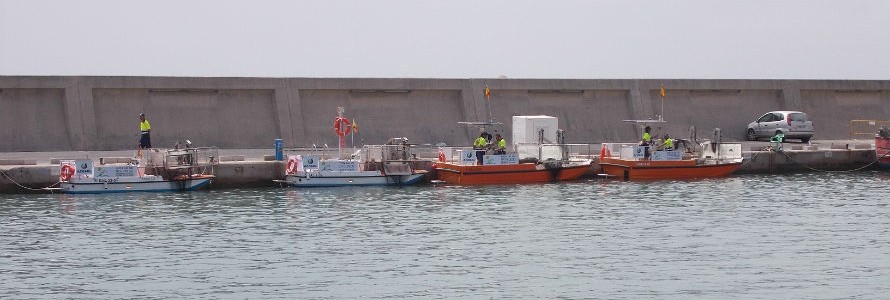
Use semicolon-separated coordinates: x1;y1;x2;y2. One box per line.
458;83;503;133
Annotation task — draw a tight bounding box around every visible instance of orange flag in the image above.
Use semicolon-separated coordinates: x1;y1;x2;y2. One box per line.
484;85;491;100
660;83;666;98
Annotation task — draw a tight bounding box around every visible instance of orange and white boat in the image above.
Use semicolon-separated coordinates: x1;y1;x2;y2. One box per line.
434;115;592;185
598;140;743;180
434;158;591;185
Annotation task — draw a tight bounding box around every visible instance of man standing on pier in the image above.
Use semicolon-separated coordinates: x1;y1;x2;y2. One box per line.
139;113;152;149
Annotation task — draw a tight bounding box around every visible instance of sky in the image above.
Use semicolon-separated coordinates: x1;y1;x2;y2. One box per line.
1;0;889;79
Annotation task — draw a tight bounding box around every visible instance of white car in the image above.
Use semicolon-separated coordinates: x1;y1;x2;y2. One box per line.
746;111;814;143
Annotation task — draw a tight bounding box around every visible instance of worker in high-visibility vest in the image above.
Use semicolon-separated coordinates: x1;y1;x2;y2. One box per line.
139;113;152;149
473;132;488;165
640;126;652;159
494;133;507;155
663;133;674;150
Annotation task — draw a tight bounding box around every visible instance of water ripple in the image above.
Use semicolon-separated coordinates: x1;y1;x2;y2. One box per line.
1;172;889;299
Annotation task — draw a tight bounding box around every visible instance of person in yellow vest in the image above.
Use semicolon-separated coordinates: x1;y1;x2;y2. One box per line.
663;133;674;150
641;126;652;146
640;126;652;159
494;133;507;155
139;113;152;149
473;132;488;165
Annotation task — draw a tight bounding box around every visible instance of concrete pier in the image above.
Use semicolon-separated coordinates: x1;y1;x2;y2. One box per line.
0;140;880;193
2;76;889;193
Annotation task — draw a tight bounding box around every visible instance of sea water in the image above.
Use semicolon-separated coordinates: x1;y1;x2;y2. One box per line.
2;172;888;299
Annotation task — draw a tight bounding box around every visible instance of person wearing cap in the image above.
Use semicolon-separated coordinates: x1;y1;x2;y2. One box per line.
139;113;152;149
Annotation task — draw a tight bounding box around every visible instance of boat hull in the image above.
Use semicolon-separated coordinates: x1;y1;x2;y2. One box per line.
286;171;426;187
434;162;590;185
599;157;742;180
876;136;890;170
60;177;213;194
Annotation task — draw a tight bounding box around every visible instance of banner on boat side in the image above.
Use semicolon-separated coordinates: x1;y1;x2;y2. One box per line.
632;146;648;158
74;159;93;176
460;149;476;163
652;150;683;161
483;154;519;165
320;160;360;172
94;165;137;178
302;155;320;169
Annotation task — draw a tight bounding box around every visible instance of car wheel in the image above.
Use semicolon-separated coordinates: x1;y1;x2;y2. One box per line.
801;137;811;143
746;129;757;141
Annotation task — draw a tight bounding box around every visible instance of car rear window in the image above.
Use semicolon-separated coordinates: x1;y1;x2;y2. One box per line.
788;113;809;122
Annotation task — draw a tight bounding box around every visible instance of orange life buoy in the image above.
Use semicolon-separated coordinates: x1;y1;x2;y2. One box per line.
600;143;611;158
60;164;75;181
286;158;299;174
438;148;446;162
334;117;352;137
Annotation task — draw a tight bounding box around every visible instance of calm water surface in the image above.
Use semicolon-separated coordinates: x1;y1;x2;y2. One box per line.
2;172;889;299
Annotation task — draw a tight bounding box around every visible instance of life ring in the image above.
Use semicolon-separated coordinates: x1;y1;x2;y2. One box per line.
334;117;352;137
438;148;446;162
286;158;299;174
60;164;75;181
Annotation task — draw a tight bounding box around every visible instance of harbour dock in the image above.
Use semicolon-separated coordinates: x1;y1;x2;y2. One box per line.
0;139;879;193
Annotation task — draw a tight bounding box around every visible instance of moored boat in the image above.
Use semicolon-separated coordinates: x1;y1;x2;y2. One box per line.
59;147;217;193
283;143;427;187
598;140;743;180
282;108;427;187
433;115;592;185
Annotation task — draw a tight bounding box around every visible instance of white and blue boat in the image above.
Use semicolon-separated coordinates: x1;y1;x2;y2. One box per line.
59;147;216;194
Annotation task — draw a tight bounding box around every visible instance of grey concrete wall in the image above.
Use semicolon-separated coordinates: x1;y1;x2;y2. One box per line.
2;76;889;152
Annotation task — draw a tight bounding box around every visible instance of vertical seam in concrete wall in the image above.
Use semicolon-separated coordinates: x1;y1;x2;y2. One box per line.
782;81;803;110
288;79;305;147
273;79;295;146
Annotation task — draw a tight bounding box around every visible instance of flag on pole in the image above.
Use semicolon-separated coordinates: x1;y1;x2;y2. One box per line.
660;83;666;98
484;85;491;100
352;118;358;134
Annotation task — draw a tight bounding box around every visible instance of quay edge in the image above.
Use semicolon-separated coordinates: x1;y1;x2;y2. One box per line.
0;144;879;194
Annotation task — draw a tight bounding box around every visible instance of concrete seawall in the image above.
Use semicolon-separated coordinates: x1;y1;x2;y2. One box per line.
2;76;890;152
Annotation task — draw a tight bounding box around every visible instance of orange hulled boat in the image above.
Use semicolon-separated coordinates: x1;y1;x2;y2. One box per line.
434;115;592;185
435;159;591;185
598;140;743;180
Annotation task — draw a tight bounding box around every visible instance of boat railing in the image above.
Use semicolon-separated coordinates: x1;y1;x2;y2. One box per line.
142;146;218;179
